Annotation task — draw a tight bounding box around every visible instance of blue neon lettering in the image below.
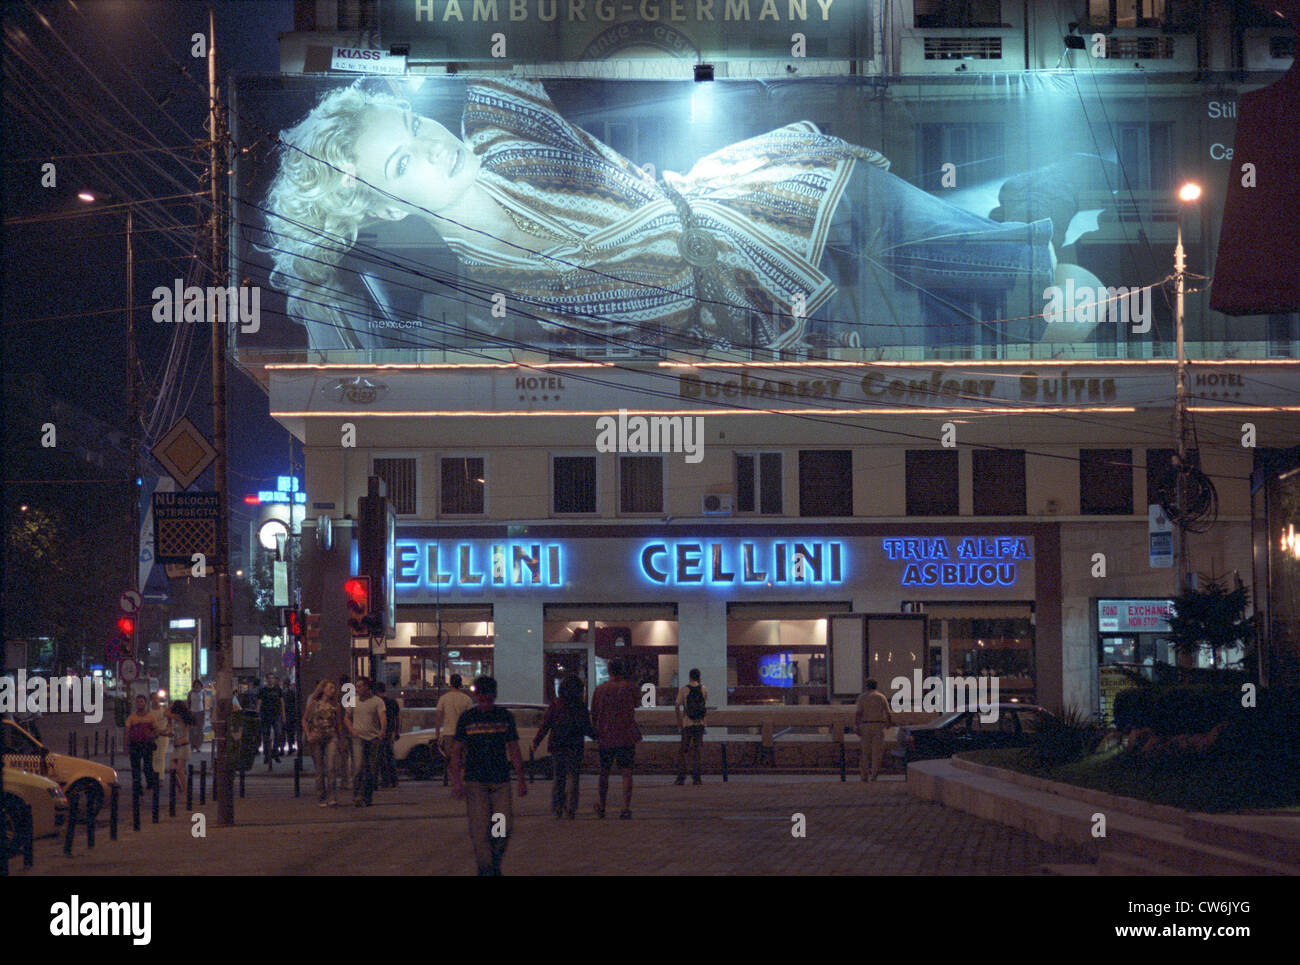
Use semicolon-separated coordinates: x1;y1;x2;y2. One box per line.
642;543;669;583
676;543;704;583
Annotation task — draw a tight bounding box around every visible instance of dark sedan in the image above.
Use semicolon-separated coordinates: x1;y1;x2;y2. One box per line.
892;703;1054;764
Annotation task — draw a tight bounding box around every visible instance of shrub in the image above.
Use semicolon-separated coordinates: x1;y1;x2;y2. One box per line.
1027;706;1105;768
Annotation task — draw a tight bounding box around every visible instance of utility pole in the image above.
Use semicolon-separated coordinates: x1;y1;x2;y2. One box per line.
207;4;235;825
126;205;139;600
1174;218;1188;598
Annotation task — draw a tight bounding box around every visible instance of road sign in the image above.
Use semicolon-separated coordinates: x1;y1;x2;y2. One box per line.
107;637;130;661
118;658;140;682
1149;504;1174;568
153;491;221;565
282;647;295;671
152;416;217;490
119;589;143;613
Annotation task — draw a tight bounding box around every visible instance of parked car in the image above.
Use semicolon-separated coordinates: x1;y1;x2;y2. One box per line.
892;704;1055;764
2;766;68;849
394;703;551;780
2;718;120;815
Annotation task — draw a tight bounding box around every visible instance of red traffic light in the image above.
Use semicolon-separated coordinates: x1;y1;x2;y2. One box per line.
287;611;302;636
116;615;136;638
344;577;369;608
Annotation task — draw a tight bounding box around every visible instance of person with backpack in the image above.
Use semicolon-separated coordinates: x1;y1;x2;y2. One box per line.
674;668;709;786
531;674;594;819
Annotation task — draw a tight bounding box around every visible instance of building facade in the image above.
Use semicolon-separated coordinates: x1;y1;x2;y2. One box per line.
233;0;1300;712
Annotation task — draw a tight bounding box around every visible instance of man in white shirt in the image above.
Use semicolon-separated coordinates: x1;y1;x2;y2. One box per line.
435;674;475;767
345;676;387;807
854;678;896;781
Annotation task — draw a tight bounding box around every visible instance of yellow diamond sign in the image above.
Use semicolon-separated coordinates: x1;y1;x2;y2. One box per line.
153;416;217;490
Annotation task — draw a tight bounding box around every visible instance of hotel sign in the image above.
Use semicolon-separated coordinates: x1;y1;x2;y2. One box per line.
381;0;872;61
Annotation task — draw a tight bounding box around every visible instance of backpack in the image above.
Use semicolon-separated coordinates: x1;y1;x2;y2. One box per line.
684;684;707;721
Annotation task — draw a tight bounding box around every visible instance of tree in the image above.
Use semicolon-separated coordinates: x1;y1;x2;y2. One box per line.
1167;578;1256;668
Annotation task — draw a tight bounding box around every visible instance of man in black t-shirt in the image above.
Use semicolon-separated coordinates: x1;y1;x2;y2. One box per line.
257;675;285;766
451;676;527;876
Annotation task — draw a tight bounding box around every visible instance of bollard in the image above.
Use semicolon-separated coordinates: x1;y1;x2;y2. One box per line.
239;766;245;799
85;796;96;849
200;760;207;805
21;805;34;869
109;784;119;840
186;766;194;811
84;736;90;759
151;779;159;824
109;734;116;769
293;756;301;798
94;731;100;757
68;732;76;755
720;743;729;783
63;801;77;855
168;771;177;817
132;783;141;831
839;741;847;783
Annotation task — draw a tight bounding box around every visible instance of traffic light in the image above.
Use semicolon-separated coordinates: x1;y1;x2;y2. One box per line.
344;577;371;637
303;611;320;655
116;615;137;639
279;606;302;637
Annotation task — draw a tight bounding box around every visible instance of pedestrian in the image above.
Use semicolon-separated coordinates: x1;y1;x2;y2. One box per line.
187;680;206;756
590;658;641;819
531;673;593;819
374;681;400;788
435;674;474;771
150;693;171;781
257;675;285;766
124;695;158;792
853;678;896;782
345;676;386;807
674;668;708;786
450;676;527;876
303;680;346;806
166;700;194;787
282;680;300;755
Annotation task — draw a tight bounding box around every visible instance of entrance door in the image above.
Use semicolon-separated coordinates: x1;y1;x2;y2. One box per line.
544;649;589;702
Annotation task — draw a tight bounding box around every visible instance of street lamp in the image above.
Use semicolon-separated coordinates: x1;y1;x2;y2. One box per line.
1173;181;1202;594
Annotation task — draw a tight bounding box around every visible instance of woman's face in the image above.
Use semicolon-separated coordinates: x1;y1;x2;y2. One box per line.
352;106;481;221
323;682;336;700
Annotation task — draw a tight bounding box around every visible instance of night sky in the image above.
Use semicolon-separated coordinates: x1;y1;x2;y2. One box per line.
3;0;294;504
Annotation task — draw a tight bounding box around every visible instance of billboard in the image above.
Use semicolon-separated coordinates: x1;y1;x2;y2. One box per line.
232;72;1251;361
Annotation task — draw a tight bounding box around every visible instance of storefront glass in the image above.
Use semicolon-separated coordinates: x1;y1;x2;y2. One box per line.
923;604;1036;704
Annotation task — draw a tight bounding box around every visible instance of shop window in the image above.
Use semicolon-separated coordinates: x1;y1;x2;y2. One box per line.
736;452;783;514
553;455;597;514
620;456;663;514
1080;449;1134;515
798;450;853;516
906;449;959;516
948;616;1035;700
440;456;485;515
372;456;418;515
914;0;1002;28
972;449;1026;516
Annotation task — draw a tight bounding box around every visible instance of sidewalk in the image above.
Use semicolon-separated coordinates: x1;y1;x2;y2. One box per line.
9;771;1089;876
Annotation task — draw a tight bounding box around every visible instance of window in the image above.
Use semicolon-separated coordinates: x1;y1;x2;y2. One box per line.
619;456;663;514
915;0;1002;28
921;123;1005;191
906;450;959;516
1112;122;1174;201
1080;449;1133;515
798;450;853;516
1269;314;1298;358
736;452;783;514
372;456;418;515
553;456;597;514
441;457;484;515
972;449;1026;516
1087;0;1166;28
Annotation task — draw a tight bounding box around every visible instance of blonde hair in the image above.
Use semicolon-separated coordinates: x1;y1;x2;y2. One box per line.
261;84;409;339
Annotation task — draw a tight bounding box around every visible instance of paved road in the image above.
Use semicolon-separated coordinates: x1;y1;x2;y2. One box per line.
10;771;1088;876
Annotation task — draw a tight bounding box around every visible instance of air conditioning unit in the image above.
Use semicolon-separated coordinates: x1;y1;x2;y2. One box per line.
701;493;734;515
